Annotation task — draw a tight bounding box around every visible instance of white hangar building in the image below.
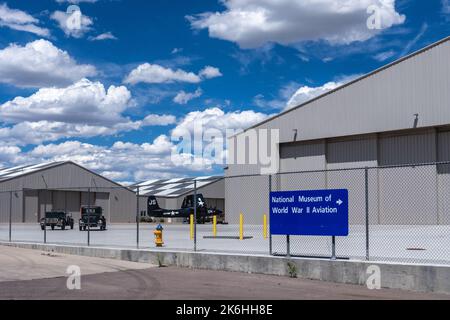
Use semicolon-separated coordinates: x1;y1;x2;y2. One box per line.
226;36;450;225
0;161;137;223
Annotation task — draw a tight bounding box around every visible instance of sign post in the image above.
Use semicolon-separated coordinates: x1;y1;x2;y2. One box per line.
270;189;349;259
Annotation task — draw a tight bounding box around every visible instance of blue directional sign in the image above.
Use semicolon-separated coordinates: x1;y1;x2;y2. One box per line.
270;189;349;236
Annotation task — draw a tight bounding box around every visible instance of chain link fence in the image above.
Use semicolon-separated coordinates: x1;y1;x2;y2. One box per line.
1;162;449;266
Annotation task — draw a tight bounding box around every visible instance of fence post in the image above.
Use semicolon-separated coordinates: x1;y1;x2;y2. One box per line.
365;167;370;261
9;191;12;243
87;187;91;247
263;214;267;239
136;186;140;249
239;213;244;240
331;236;336;260
190;214;194;240
194;180;197;252
286;235;291;258
43;191;47;244
269;174;272;256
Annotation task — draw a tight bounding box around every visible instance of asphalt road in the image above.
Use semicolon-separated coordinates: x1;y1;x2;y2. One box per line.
1;247;449;300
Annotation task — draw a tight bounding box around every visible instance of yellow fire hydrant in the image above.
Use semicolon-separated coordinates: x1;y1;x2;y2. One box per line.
153;224;164;247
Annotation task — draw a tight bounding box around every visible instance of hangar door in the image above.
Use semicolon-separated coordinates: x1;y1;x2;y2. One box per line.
22;190;110;223
378;130;437;225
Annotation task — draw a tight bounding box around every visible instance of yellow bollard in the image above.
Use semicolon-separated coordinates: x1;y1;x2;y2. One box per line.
213;215;217;238
190;214;194;240
263;214;267;239
239;213;244;240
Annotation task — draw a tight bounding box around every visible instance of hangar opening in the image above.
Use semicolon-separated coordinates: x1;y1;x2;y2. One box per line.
0;162;136;224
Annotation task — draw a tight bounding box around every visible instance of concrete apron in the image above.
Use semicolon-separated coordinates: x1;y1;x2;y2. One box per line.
1;241;449;295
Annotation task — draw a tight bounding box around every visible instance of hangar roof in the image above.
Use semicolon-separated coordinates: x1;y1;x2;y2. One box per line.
132;176;223;198
0;162;66;183
0;161;133;192
233;35;450;143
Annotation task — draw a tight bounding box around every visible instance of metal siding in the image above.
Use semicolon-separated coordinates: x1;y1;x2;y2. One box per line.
38;190;52;221
95;192;110;221
378;131;438;224
279;140;326;172
326;136;378;169
0;192;9;223
24;190;39;223
52;190;66;211
225;175;269;225
239;40;450;144
378;129;437;165
438;131;450;224
66;192;81;221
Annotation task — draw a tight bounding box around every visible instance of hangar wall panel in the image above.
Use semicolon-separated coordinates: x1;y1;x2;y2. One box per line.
438;130;450;225
66;192;81;220
377;130;438;225
326;135;378;169
0;192;10;223
38;190;52;222
95;192;110;221
53;191;66;212
109;189;136;223
225;175;269;225
279;140;326;172
24;190;39;223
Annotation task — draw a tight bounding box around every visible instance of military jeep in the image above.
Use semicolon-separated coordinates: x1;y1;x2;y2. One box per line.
40;211;74;230
79;206;107;231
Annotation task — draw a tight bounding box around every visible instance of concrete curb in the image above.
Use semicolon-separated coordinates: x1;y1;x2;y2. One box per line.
1;242;450;295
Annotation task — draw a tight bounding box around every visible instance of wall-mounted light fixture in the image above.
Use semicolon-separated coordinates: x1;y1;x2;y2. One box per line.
413;113;419;128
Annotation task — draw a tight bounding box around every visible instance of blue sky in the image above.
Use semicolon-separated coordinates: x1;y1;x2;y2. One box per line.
0;0;449;183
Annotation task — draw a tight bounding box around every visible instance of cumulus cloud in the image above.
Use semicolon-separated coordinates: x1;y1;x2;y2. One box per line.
286;82;343;110
172;107;269;138
173;88;203;104
0;144;21;163
0;39;97;88
0;78;131;125
89;32;118;41
0;3;50;37
124;63;222;85
199;66;223;79
142;114;177;126
188;0;405;49
13;136;208;182
124;63;200;84
0;79;176;145
51;9;93;38
1;107;271;182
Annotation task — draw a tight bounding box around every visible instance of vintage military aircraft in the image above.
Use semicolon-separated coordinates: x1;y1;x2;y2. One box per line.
147;194;225;224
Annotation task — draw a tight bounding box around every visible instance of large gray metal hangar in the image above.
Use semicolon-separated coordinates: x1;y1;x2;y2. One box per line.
132;176;224;218
0;161;137;223
226;36;450;225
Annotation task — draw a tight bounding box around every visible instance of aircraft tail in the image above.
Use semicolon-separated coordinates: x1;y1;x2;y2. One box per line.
148;196;160;211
